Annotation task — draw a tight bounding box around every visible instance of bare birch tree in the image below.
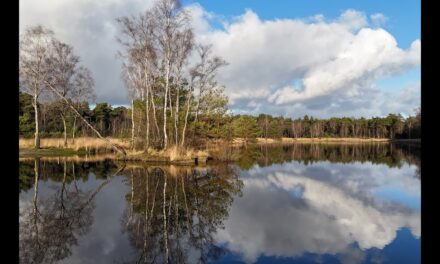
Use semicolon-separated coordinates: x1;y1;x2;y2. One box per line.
117;11;158;150
19;25;54;149
171;28;193;146
152;0;190;149
20;25;104;152
188;44;227;144
115;0;228;150
48;40;80;147
70;67;96;142
44;39;97;148
36;32;125;155
117;0;194;150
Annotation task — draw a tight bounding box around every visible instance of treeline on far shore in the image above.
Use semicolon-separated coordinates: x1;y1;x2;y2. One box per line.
20;91;421;147
19;1;420;153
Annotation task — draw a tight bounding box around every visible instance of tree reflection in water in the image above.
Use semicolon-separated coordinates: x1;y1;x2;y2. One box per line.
120;164;243;264
223;142;421;178
18;143;419;263
19;158;118;264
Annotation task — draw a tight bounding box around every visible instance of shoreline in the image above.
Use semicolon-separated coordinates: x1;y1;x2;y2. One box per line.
19;137;420;163
235;137;420;145
257;137;391;144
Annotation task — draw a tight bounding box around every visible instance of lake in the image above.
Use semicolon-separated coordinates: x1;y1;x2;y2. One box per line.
19;143;421;264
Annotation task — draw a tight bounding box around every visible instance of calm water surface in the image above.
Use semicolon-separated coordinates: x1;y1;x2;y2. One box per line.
19;143;421;264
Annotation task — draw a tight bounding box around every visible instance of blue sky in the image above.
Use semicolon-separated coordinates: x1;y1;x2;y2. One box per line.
181;1;421;118
21;0;421;117
376;68;420;92
181;0;420;117
183;0;420;49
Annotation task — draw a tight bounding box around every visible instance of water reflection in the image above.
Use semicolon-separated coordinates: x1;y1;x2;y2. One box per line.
19;158;101;263
19;158;119;193
215;160;420;263
227;143;420;174
120;164;243;263
19;143;420;264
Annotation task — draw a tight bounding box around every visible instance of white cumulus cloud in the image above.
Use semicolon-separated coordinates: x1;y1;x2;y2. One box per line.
371;13;389;27
20;1;420;117
190;5;420;117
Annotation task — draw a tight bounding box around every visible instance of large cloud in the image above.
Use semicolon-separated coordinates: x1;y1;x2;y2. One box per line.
20;1;420;117
215;161;420;263
267;29;420;104
20;0;155;105
190;5;420;117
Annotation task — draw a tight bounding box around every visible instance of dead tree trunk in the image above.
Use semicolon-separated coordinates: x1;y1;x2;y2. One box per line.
44;81;127;156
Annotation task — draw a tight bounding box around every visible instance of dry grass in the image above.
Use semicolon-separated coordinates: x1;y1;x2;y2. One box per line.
256;138;279;143
226;137;390;146
19;137;131;151
19;153;117;163
120;145;211;165
230;138;257;146
128;146;208;162
19;137;210;164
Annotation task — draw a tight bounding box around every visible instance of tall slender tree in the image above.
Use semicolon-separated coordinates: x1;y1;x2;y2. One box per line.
19;25;54;149
152;0;191;149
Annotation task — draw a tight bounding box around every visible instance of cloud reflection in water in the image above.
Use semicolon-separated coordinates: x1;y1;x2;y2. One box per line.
215;161;420;263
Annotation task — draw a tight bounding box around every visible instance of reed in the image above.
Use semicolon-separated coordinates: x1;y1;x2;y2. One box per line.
19;137;131;152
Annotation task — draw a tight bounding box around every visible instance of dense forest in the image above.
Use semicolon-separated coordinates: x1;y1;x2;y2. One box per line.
20;91;421;143
19;0;420;152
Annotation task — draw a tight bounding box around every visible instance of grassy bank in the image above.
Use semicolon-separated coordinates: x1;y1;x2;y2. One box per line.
19;136;409;153
19;148;86;157
19;153;117;162
227;137;393;146
19;137;131;152
19;136;419;163
116;146;209;165
19;137;210;165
